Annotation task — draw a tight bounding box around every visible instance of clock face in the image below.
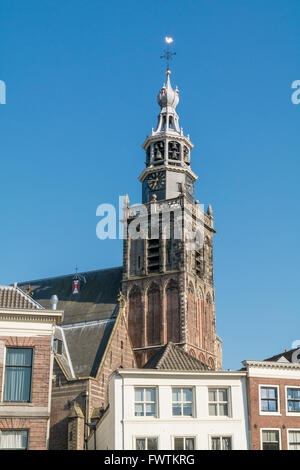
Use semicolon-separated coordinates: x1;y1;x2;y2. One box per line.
147;172;166;190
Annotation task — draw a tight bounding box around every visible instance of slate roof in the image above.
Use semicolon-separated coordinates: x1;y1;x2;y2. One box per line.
18;266;123;325
144;342;209;371
17;266;124;379
264;348;300;363
56;319;116;378
0;285;43;310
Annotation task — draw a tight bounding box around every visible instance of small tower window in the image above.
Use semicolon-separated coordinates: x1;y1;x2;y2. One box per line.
53;339;63;355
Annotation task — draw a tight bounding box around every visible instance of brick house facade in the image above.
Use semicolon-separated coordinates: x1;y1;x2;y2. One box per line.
48;301;137;450
243;352;300;450
0;286;63;450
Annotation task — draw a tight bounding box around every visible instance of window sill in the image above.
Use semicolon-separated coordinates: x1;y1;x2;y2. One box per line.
1;402;33;406
259;412;282;416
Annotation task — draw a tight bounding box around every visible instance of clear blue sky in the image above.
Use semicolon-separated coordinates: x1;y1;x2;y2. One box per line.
1;0;299;370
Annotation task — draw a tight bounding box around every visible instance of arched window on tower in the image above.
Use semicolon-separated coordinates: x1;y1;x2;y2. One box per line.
187;282;198;347
146;283;161;346
205;292;212;352
128;286;143;348
197;289;204;348
166;279;180;343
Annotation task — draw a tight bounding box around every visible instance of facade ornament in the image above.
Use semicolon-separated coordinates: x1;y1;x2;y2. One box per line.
117;291;126;308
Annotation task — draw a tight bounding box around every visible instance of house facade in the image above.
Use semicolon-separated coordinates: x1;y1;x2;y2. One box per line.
88;344;249;450
0;285;63;450
89;368;249;450
244;348;300;450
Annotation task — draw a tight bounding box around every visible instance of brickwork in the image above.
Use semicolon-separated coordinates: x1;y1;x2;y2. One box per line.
123;195;221;370
0;336;51;407
49;310;136;450
0;418;48;450
248;376;300;450
0;336;53;450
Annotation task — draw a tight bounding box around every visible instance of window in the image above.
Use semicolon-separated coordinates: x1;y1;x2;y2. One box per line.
136;437;158;450
172;388;193;416
0;430;28;450
260;387;278;412
134;388;156;417
287;388;300;413
53;339;62;355
4;348;33;402
208;388;229;416
288;431;300;450
174;437;195;450
211;436;232;450
261;430;280;450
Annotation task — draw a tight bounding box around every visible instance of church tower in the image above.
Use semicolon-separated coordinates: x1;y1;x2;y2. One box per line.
122;62;222;370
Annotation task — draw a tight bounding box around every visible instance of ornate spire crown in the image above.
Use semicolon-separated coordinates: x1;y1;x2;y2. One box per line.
153;38;181;136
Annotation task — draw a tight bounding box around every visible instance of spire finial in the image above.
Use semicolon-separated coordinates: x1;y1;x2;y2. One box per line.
160;37;176;72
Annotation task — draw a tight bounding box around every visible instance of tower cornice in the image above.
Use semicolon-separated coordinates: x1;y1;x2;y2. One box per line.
138;164;198;184
142;133;194;151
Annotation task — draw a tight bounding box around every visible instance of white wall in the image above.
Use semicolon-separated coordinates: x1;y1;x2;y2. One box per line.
93;371;249;450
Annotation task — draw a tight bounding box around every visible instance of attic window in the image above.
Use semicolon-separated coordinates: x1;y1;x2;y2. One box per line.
53;339;63;355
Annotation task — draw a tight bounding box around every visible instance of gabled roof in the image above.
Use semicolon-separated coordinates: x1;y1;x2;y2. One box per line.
18;266;123;325
264;348;300;364
0;285;43;310
143;342;209;371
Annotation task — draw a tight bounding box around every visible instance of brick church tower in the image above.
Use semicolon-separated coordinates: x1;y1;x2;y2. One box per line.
122;66;222;370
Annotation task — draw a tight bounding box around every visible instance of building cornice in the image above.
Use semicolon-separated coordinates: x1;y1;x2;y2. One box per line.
138;165;198;183
142;134;194;151
116;369;247;378
242;360;300;370
0;308;64;324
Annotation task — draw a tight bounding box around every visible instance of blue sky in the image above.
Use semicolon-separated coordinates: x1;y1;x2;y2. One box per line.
0;0;299;370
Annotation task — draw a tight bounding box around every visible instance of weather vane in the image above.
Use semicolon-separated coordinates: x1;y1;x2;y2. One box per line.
72;266;87;295
160;37;176;71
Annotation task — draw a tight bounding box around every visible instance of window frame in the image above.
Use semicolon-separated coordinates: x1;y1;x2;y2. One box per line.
208;387;231;418
260;428;281;451
209;434;233;450
259;385;281;416
285;386;300;416
171;387;194;418
3;347;34;403
134;436;159;450
134;386;158;418
172;435;196;450
287;428;300;451
0;429;29;450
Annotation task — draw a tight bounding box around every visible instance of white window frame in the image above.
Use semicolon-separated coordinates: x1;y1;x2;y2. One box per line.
134;436;159;450
172;435;196;450
287;428;300;450
285;386;300;417
133;386;158;418
209;434;233;450
259;385;281;416
208;387;232;418
0;429;29;450
260;428;281;450
171;387;195;418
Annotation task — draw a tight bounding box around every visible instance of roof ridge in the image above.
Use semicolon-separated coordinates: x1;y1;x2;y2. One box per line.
17;265;123;285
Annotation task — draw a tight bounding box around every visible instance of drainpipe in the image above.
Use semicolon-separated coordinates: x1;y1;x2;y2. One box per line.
82;390;89;450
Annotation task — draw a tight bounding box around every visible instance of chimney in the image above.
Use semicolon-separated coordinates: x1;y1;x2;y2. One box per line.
50;295;58;310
